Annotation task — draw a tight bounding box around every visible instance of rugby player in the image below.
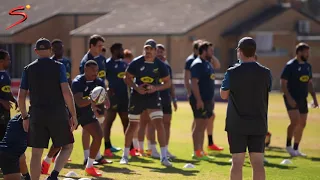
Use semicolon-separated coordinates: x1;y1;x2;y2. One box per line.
72;60;111;177
189;41;215;160
0;50;29;180
120;39;172;166
18;38;77;180
281;43;318;157
185;40;223;153
123;49;134;64
0;49;18;140
144;44;178;158
104;43;135;157
79;35;117;162
41;39;72;174
0;114;28;180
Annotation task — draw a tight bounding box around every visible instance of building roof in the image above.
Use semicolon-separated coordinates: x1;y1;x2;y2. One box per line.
70;0;245;36
0;0;127;35
222;5;320;36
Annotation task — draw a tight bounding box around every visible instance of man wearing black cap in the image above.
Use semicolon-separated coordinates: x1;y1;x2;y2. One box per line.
221;37;272;180
120;39;172;166
18;38;77;180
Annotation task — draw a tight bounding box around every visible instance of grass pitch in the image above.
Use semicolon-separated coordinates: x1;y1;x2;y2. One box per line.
5;93;320;180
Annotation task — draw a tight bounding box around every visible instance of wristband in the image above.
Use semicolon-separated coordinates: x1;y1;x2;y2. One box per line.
172;98;177;102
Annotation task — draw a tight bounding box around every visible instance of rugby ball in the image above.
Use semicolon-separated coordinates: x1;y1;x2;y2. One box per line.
90;86;106;105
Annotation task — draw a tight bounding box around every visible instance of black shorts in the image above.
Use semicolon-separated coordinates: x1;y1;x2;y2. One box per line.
189;98;213;119
161;97;172;114
28;106;74;148
0;151;20;175
108;94;128;113
129;93;162;115
227;132;266;154
283;95;308;114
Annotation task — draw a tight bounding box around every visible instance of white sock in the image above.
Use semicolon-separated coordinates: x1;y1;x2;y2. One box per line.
151;144;157;152
133;138;139;149
86;158;95;168
123;148;130;157
44;156;52;164
84;149;90;160
160;147;167;159
147;141;152;150
95;151;102;160
139;141;144;150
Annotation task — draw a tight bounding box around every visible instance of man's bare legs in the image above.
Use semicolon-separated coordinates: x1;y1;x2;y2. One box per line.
30;148;44;180
249;153;265;180
230;153;245;180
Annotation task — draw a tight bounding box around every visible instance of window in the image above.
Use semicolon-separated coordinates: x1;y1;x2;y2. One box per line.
0;43;32;78
255;32;273;52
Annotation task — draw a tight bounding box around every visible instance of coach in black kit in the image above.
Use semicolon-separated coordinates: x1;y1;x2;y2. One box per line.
221;37;272;180
18;38;78;180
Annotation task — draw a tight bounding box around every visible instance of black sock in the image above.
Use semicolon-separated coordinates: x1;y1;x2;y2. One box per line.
293;143;299;150
208;135;213;146
286;138;292;147
50;170;59;179
130;143;134;150
23;173;31;180
105;141;112;149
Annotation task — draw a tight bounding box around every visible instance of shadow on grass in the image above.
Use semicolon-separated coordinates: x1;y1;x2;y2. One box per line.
130;156;155;163
168;158;200;165
100;165;140;175
264;154;291;159
131;164;199;176
265;146;287;153
309;157;320;162
264;162;297;170
214;153;232;159
58;176;115;180
65;162;141;175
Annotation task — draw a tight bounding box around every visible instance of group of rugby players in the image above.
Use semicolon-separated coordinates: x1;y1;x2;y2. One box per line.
0;33;317;180
0;35;223;179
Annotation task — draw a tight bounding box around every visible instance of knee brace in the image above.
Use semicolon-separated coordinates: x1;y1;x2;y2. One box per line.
149;111;163;120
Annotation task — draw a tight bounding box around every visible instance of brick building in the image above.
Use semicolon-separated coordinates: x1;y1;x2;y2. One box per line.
0;0;319;93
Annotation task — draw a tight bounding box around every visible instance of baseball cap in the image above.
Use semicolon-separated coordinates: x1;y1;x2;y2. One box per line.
144;39;157;49
156;44;165;49
236;37;256;50
35;38;51;50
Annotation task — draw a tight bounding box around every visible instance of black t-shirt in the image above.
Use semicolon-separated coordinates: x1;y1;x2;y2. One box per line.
280;59;312;99
222;62;272;135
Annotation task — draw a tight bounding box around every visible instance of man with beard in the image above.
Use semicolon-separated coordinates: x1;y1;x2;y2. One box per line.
190;41;215;160
281;43;318;157
120;39;172;166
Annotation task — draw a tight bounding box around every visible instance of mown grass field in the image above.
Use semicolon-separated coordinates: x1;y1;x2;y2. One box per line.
4;93;320;180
